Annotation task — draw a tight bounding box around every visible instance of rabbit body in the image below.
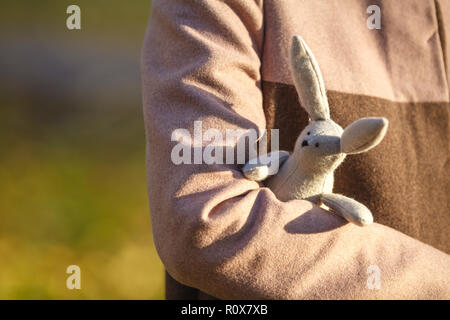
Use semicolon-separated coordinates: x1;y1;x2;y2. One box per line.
266;120;345;202
242;35;388;226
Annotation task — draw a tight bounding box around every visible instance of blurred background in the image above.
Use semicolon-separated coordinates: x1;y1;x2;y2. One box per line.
0;1;165;299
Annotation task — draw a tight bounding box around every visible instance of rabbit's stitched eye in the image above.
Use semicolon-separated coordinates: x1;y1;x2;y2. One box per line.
315;143;319;147
307;132;311;135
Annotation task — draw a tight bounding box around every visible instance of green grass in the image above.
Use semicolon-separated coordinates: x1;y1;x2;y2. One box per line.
0;104;164;299
0;0;165;299
0;0;151;42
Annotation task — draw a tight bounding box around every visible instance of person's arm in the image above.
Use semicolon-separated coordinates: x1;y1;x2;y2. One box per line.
141;0;450;299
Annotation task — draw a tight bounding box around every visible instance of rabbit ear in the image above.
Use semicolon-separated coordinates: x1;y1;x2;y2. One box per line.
341;117;388;154
290;35;330;121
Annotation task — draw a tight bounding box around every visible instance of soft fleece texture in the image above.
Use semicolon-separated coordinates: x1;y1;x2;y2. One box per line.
142;0;450;299
253;36;387;226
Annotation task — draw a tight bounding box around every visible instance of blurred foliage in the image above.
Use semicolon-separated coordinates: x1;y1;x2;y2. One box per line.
0;0;150;42
0;1;165;299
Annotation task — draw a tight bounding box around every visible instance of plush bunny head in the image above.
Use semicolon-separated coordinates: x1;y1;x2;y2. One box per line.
290;35;388;175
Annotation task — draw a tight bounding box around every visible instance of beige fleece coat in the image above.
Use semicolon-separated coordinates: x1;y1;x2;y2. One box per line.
141;0;450;299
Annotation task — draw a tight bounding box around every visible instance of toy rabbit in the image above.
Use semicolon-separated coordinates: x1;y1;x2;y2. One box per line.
242;35;388;226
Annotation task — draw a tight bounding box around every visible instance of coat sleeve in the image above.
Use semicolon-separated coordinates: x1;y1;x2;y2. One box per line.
141;0;450;299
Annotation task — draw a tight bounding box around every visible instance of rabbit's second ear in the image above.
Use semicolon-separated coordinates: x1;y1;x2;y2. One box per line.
341;117;388;154
290;35;330;121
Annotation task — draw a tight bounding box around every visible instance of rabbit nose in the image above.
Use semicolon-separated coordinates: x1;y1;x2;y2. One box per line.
301;140;309;147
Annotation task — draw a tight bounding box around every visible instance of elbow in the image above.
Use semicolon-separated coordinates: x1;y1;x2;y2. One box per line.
151;206;220;290
149;186;264;292
154;228;220;291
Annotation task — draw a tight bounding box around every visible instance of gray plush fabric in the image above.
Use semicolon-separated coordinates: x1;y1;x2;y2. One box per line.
290;35;330;121
341;117;389;154
242;35;388;226
242;150;290;181
320;193;374;226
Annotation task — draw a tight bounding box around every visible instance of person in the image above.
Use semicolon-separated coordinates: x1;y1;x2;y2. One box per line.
141;0;450;299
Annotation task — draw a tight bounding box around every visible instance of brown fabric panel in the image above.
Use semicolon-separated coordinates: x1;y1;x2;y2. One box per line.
262;80;450;253
263;81;310;150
